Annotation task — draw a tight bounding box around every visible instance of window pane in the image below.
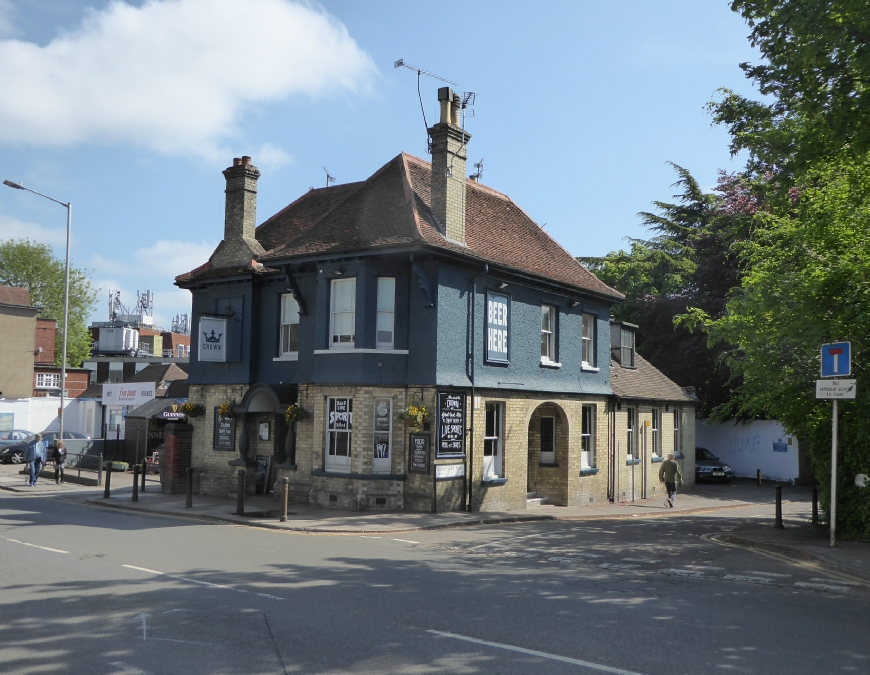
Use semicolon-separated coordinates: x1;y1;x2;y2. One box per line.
377;278;395;312
541;332;549;358
540;417;554;454
281;294;299;322
281;324;299;353
541;305;551;332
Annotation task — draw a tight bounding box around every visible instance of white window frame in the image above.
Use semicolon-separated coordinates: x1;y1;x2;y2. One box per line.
626;407;636;460
621;328;635;367
325;397;353;471
582;314;595;367
673;409;681;457
541;305;556;363
483;402;504;478
329;278;356;349
581;405;595;468
540;416;556;465
372;397;392;474
376;277;395;349
651;409;660;457
35;373;60;389
280;293;301;358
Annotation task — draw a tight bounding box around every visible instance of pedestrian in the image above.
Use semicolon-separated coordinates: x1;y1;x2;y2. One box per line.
24;433;47;487
659;452;683;508
53;440;67;484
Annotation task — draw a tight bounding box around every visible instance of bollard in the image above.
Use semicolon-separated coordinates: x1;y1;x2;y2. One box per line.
141;459;147;493
97;453;103;486
185;467;193;508
236;469;245;516
280;477;289;522
812;487;819;525
757;469;762;486
132;464;139;502
103;461;112;498
774;484;785;529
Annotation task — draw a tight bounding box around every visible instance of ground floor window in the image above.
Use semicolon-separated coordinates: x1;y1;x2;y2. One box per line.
673;409;681;456
581;405;595;468
326;397;352;471
540;416;555;464
483;402;503;478
372;397;391;473
651;409;660;458
626;407;636;460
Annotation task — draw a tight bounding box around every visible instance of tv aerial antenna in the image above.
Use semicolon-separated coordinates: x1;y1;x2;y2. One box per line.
470;158;484;182
322;166;335;188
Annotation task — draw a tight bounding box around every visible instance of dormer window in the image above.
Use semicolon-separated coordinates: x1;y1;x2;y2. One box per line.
610;321;636;367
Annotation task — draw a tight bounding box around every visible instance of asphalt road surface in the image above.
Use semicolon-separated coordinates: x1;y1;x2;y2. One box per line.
1;492;867;674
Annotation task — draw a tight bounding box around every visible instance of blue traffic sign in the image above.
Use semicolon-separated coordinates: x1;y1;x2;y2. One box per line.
821;342;851;377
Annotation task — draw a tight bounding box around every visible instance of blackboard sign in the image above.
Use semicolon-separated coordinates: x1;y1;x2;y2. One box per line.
485;290;510;364
409;433;430;473
437;392;466;457
254;454;272;494
213;410;235;450
373;398;391;459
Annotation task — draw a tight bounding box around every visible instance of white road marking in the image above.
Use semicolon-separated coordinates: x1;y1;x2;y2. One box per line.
661;569;706;577
809;578;862;586
392;538;419;544
136;613;149;641
682;565;724;571
722;574;772;584
598;563;640;571
122;565;283;600
623;558;659;564
109;661;152;675
744;571;791;578
359;536;381;539
1;535;68;554
427;630;644;674
794;581;849;593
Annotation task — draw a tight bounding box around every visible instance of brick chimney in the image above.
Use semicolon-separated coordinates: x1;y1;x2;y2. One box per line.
211;155;265;268
428;87;471;245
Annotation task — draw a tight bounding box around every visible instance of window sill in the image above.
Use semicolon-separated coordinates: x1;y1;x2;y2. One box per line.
311;469;407;481
674;453;685;460
651;456;664;463
482;476;508;486
538;462;559;468
540;359;562;369
581;364;600;373
273;355;298;361
313;348;409;355
626;458;641;466
580;467;599;476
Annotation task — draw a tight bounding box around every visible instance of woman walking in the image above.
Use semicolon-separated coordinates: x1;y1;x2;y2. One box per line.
53;440;67;484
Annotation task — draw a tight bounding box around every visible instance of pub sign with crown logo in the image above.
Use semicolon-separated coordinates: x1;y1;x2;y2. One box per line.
199;317;227;362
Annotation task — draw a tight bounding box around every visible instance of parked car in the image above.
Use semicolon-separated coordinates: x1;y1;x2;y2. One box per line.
0;431;91;464
0;430;34;447
695;447;733;482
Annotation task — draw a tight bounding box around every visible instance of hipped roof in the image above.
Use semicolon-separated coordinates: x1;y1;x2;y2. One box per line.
609;354;698;404
178;153;622;301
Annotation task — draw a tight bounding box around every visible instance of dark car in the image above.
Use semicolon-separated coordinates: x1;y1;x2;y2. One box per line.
0;431;91;464
695;447;733;482
0;430;34;447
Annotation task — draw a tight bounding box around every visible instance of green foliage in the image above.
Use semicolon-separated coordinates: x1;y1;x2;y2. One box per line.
0;238;96;367
701;155;870;539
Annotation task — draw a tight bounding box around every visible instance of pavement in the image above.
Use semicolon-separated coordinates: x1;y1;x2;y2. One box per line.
2;464;867;582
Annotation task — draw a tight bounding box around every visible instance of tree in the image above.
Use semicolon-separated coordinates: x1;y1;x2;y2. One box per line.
696;155;870;539
581;164;753;417
0;239;96;368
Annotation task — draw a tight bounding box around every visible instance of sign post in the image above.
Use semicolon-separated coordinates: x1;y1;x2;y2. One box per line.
818;342;853;548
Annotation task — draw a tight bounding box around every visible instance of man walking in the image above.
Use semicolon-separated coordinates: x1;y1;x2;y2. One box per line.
25;433;46;487
659;452;683;508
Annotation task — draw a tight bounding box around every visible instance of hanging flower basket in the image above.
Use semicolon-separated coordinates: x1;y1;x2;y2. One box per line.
398;397;428;430
217;400;235;419
285;403;309;424
180;402;204;417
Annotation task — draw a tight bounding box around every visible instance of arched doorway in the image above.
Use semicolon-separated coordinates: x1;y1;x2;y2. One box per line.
526;402;570;506
230;384;287;493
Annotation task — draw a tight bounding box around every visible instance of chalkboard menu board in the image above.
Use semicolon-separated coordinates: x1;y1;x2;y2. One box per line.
373;398;391;460
213;409;235;450
408;433;430;473
437;391;466;457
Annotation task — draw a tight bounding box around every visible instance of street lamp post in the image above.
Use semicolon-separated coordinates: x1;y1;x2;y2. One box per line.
3;180;72;441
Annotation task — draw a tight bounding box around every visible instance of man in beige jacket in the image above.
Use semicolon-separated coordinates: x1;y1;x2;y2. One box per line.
659;452;683;508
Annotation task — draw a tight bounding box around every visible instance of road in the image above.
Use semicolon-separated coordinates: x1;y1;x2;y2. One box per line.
0;491;867;674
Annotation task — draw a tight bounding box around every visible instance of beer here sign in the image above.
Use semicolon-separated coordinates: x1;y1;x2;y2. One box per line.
486;291;510;363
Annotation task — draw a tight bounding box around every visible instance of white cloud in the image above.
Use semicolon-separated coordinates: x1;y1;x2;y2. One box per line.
254;142;292;170
0;0;376;157
132;239;217;278
0;213;67;246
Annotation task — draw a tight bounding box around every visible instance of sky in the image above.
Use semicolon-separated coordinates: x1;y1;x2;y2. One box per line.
0;0;763;330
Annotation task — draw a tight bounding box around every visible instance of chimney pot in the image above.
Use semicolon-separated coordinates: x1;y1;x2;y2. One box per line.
233;157;242;166
451;93;461;125
242;155;252;166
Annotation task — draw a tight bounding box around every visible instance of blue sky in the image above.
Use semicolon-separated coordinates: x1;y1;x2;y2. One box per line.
0;0;761;329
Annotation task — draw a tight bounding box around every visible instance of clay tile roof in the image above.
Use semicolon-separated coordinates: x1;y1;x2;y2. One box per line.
0;286;33;307
254;153;621;299
609;354;697;403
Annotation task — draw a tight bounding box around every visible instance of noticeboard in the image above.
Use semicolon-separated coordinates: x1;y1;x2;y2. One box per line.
408;433;430;474
437;391;466;458
214;410;235;450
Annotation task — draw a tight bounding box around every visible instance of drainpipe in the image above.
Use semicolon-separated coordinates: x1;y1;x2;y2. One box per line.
467;264;488;511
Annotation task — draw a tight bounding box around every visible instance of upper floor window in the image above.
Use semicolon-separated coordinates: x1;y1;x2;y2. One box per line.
610;321;636;367
541;305;556;362
376;277;395;349
280;294;300;356
330;278;356;349
582;314;595;367
36;373;60;389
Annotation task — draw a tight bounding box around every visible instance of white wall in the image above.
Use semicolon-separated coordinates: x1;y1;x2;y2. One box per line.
696;419;799;481
0;397;98;436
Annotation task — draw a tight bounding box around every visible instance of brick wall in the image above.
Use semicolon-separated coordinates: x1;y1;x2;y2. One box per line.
34;318;56;364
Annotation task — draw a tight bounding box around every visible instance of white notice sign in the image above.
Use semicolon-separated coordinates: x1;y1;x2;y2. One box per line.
199;317;227;362
435;463;465;479
816;379;856;399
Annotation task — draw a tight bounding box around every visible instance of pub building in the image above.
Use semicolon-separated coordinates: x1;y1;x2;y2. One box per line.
174;87;696;512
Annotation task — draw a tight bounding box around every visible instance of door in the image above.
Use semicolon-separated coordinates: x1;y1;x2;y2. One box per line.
372;397;392;473
326;397;352;471
483;403;503;478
